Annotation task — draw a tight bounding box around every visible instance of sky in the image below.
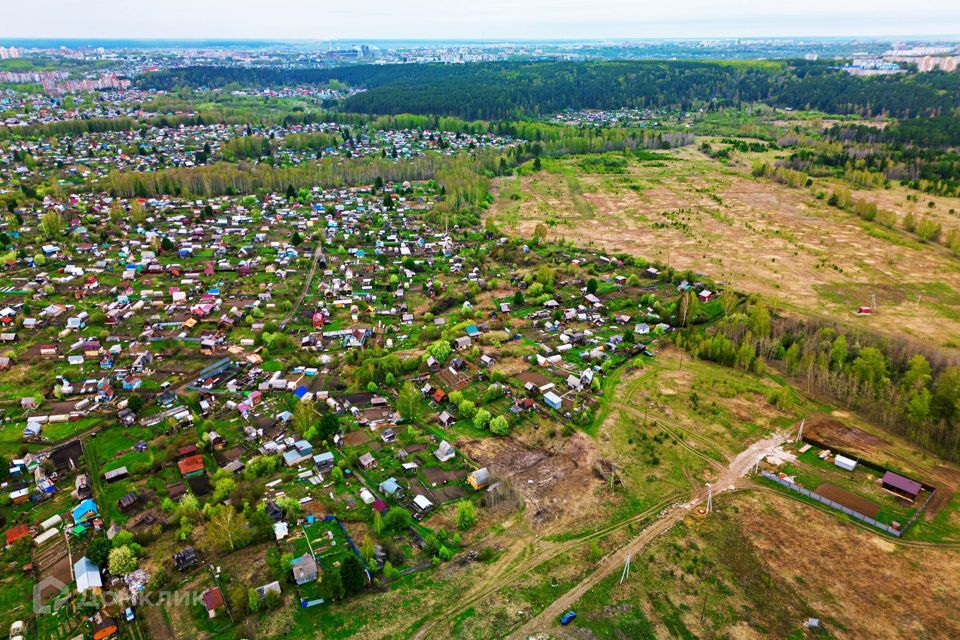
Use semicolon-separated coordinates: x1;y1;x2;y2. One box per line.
3;0;960;41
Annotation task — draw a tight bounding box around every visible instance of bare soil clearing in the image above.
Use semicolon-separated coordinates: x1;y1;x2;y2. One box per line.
460;431;604;531
815;482;881;518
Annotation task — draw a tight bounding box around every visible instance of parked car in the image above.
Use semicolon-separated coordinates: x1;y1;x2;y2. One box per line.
560;611;576;625
124;607;135;622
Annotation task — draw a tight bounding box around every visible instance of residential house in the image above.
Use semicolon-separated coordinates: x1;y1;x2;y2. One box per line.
291;554;319;585
434;440;455;463
468;467;491;490
173;547;199;572
74;556;103;594
358;452;376;469
202;587;226;618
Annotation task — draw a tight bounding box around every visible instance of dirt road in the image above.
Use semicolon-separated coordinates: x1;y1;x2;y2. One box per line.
279;247;323;330
507;431;788;640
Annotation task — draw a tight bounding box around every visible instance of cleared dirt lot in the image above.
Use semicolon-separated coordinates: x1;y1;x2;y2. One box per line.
488;150;960;351
815;482;881;518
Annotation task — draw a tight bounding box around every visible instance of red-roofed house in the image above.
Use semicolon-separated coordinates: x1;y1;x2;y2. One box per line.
202;586;225;618
178;455;206;478
5;524;29;545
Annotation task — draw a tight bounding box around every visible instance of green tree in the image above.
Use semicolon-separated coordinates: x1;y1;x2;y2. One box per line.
906;388;933;422
747;303;771;338
210;476;236;504
903;354;932;392
830;335;848;371
293;401;315;436
317;412;340;442
323;564;344;600
473;408;492;429
426;340;452;364
489;415;510;436
87;536;112;567
203;506;249;553
851;347;888;391
384;507;413;531
455;501;477;530
735;340;754;371
397;381;420;421
40;210;63;238
247;588;261;613
108;546;138;576
340;553;367;596
932;367;960;422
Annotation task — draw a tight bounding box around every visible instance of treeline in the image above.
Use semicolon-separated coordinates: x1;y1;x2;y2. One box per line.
220;135;273;161
677;303;960;461
138;61;960;123
1;116;138;138
340;62;784;120
2;112;249;140
105;155;467;198
820;118;960;197
772;69;960;118
140;61;786;120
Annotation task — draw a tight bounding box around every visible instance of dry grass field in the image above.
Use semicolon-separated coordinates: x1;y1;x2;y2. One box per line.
488;148;960;351
550;489;960;640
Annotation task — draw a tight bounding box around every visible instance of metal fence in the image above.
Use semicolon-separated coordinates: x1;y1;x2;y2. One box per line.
761;471;902;537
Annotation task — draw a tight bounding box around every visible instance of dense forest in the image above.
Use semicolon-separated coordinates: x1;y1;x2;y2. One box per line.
138;61;960;122
139;61;786;119
774;70;960;118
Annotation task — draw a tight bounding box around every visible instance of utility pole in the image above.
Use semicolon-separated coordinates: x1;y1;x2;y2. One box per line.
795;418;804;443
699;568;710;622
706;484;713;514
620;554;631;585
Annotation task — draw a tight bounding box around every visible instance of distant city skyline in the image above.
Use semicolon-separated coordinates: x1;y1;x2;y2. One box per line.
3;0;960;41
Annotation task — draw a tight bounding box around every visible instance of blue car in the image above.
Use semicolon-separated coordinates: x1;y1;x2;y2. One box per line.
560;611;576;625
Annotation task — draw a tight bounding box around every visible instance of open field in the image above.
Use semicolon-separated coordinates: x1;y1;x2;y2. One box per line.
550;489;960;640
488;149;960;351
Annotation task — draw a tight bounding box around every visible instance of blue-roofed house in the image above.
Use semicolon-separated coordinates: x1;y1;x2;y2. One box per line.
313;451;335;472
71;498;99;524
283;440;314;467
379;477;403;498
